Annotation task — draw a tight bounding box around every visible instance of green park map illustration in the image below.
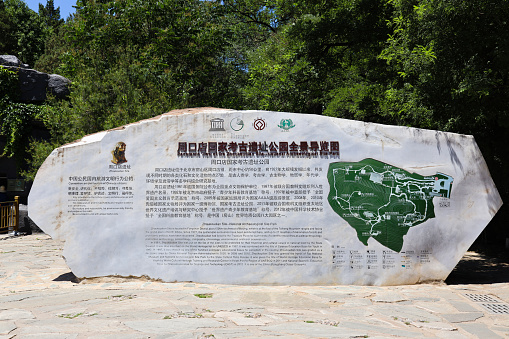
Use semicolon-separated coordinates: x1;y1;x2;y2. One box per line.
327;159;453;252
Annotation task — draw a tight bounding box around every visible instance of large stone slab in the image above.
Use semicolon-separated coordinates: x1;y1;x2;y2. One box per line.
28;108;502;285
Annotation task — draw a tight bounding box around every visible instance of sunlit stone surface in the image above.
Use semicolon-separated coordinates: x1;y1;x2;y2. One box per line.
29;108;502;285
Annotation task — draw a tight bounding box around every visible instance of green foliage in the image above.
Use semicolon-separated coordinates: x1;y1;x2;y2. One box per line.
5;0;507;242
376;0;509;223
325;81;384;123
0;66;18;100
0;0;16;54
19;101;82;181
242;0;394;115
53;0;242;113
25;0;251;178
39;0;64;28
379;0;509;132
239;0;508;241
19;139;58;181
2;64;47;176
1;66;46;178
63;48;178;134
1;67;32;168
3;0;47;66
33;23;68;73
0;102;40;157
243;25;320;113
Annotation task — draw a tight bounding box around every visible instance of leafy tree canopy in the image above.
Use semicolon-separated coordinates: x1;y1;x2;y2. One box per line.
0;0;16;54
39;0;64;29
1;0;508;244
2;0;47;66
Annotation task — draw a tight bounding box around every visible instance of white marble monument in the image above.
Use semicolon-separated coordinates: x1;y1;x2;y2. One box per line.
29;108;503;285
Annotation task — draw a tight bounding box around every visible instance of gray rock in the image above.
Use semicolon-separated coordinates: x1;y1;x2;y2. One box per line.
1;55;70;103
48;74;71;99
0;55;28;68
17;68;50;102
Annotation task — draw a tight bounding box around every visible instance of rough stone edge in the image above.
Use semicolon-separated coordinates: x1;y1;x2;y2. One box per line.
35;107;503;286
77;274;171;284
60;107;230;148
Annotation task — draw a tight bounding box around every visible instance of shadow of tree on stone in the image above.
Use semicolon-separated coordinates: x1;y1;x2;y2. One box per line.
446;251;509;285
53;272;80;283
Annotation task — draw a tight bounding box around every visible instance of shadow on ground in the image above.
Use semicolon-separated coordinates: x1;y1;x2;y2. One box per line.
446;251;509;284
53;272;80;283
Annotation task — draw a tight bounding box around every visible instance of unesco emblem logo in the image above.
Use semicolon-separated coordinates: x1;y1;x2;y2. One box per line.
209;118;225;131
278;119;295;131
253;118;266;131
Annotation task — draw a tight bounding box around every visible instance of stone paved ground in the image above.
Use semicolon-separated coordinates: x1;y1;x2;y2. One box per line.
1;234;508;338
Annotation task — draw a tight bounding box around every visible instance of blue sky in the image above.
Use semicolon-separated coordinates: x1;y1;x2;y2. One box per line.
24;0;76;20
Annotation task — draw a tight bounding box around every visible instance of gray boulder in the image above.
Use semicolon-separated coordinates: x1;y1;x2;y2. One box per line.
17;68;50;102
0;55;29;68
0;55;70;102
48;74;71;98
